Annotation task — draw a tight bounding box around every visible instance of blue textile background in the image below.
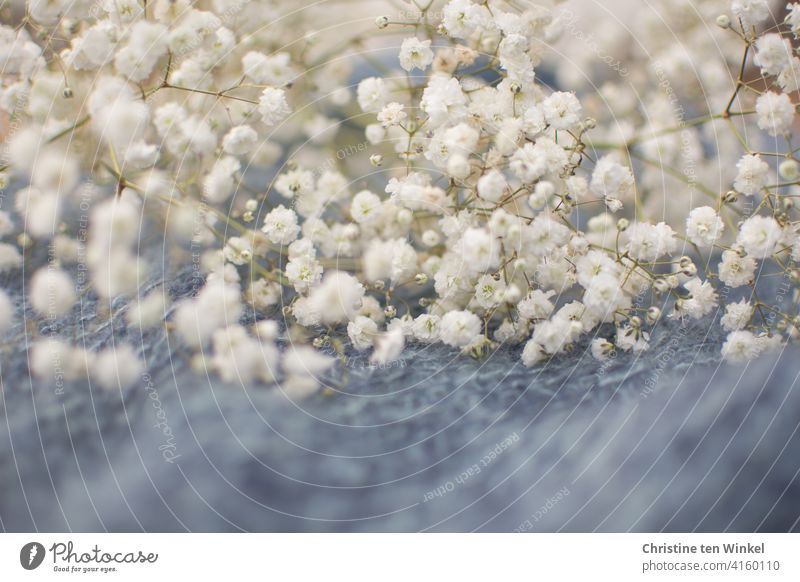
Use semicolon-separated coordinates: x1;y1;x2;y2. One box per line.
1;263;798;532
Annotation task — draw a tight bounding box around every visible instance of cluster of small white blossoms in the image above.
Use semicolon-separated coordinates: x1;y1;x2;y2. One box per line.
1;0;799;395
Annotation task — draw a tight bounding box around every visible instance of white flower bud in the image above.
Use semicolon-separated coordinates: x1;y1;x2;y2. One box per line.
396;208;413;226
654;278;670;293
502;284;522;303
528;191;547;210
723;190;737;203
779;159;799;181
421;229;441;247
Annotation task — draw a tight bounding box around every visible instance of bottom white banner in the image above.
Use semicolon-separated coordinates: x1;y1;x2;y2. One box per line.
0;533;797;580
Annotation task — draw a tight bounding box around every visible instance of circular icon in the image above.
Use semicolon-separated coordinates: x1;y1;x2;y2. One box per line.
20;542;46;570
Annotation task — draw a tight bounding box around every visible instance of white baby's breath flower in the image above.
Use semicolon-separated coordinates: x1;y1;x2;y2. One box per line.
787;3;800;37
440;310;482;347
246;278;282;311
211;324;278;384
754;33;791;76
477;169;508;203
203;156;241;203
737;215;781;258
0;243;22;272
755;91;795;136
615;324;649;353
721;299;753;332
357;77;390;112
275;169;315;199
718;250;757;288
541;91;582;130
591;338;615;361
399;37;434;72
377;102;407;127
678;277;719;320
624;221;677;262
517;289;555;322
350;190;383;223
474;274;505;309
174;281;242;349
222;125;258;155
7;0;800;383
223;236;253;265
258;87;291;126
370;327;405;365
0;210;14;238
29;267;75;317
575;250;620;289
421;74;467;128
412;313;441;342
721;330;763;362
591;156;635;200
281;345;335;399
242;51;294;86
126;291;166;329
732;0;771;29
306;271;364;325
583;272;629;321
347;315;378;350
285;255;323;293
460;227;500;273
521;339;545;367
262;205;300;245
90;344;144;390
686;206;724;247
532;317;578;355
